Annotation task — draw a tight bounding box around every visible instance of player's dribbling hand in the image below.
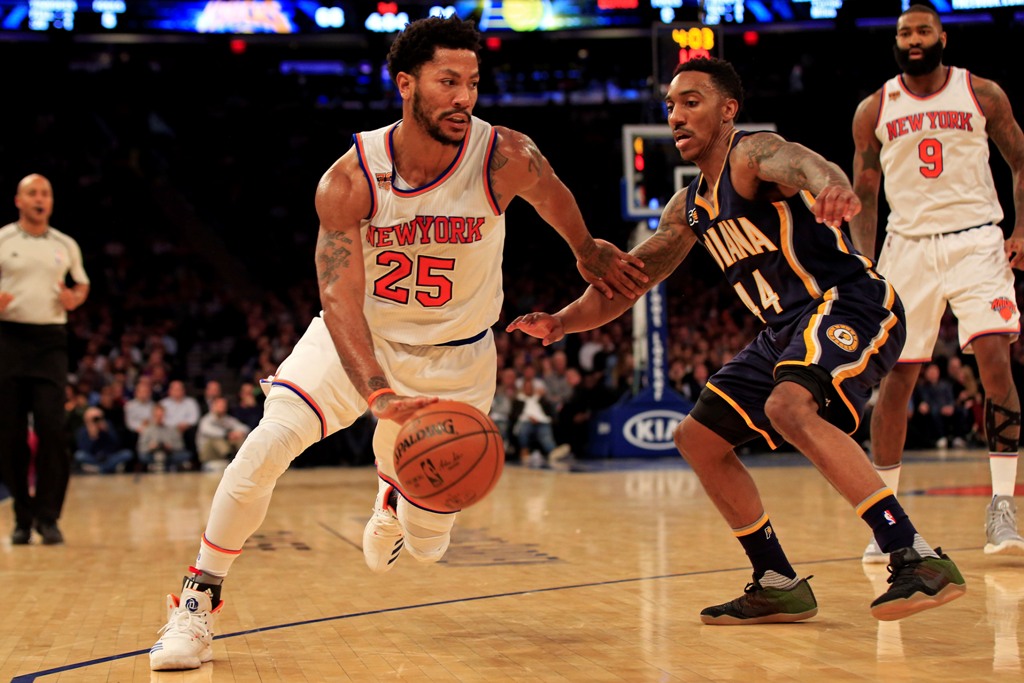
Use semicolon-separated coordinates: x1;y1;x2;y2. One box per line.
506;312;565;346
577;239;647;300
371;393;438;424
813;185;861;229
1006;236;1024;269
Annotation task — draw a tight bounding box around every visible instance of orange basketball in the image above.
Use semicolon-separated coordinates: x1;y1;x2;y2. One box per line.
393;400;505;513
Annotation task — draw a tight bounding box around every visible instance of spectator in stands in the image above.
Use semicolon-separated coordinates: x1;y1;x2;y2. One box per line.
160;379;201;454
138;403;193;472
124;378;156;449
912;363;958;448
490;367;518;456
202;380;223;412
74;407;133;474
196;397;250;471
231;382;263;431
511;377;558;467
542;350;573;413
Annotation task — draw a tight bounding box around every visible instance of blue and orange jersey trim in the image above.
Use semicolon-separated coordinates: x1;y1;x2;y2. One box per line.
268;378;327;440
963;325;1021;351
376;471;459;514
898;66;952;100
874;83;886;128
483;127;502;216
387;122;471;197
352;133;378;221
965;70;986;116
202;534;243;555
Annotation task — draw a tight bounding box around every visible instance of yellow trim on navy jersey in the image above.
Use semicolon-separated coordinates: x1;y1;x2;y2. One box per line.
775;200;822;298
706;381;780;450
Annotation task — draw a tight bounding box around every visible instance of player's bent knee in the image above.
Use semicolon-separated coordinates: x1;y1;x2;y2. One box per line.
397;496;456;564
222;397;321;503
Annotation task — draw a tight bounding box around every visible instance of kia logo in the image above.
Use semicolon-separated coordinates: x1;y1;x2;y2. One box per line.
623;410;685;450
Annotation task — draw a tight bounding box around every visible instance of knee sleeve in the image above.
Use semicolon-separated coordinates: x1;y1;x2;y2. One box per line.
396;496;456;564
986;398;1021;453
220;396;321;504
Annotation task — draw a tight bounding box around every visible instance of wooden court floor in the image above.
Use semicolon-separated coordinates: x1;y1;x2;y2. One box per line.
1;449;1021;682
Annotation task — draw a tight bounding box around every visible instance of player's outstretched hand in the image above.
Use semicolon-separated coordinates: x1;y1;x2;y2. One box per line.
813;185;861;229
577;239;647;300
506;312;565;346
1006;236;1024;269
371;393;438;424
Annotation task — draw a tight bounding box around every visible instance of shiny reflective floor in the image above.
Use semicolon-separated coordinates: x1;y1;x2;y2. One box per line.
1;449;1021;682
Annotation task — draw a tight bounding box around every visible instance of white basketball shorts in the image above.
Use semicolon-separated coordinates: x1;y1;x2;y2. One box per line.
266;314;496;480
876;224;1020;361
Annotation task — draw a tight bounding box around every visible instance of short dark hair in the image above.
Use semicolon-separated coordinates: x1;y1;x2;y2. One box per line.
672;57;744;115
901;4;942;29
387;16;482;82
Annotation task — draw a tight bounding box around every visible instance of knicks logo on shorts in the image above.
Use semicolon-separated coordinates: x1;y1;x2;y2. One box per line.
826;324;859;352
991;297;1017;322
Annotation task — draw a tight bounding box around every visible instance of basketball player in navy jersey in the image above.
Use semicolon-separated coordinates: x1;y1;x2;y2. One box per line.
508;57;965;624
851;4;1024;563
150;16;646;671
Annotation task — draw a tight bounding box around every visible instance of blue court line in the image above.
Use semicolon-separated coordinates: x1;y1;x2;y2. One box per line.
8;546;984;682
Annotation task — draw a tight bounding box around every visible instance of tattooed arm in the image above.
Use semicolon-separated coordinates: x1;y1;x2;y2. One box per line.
314;150;436;422
974;74;1024;268
850;90;884;259
733;131;861;230
488;126;647;299
506;189;696;345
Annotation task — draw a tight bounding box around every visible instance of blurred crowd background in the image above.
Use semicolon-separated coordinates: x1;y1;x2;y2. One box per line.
3;4;1024;472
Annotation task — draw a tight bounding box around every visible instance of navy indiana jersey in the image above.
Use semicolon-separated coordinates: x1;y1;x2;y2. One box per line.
684;131;874;330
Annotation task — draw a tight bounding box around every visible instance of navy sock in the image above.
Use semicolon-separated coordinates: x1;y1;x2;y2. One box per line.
734;514;796;582
858;489;916;553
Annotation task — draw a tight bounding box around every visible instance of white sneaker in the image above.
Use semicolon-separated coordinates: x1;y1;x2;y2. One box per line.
363;485;405;573
862;538;888;564
150;585;223;670
985;496;1024;556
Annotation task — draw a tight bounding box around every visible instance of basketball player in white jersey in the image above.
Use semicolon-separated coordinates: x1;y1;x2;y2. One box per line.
150;16;646;671
851;4;1024;563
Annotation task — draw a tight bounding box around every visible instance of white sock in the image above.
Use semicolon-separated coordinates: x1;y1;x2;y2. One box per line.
760;569;800;590
990;453;1019;499
875;463;902;495
912;533;939;559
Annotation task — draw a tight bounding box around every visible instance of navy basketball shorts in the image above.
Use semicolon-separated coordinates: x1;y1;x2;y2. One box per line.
689;276;906;449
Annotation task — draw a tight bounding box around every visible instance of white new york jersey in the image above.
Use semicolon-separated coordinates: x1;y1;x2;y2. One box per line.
353;116;505;345
875;66;1002;237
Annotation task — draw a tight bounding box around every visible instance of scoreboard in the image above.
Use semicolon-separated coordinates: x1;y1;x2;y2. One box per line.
0;1;1014;36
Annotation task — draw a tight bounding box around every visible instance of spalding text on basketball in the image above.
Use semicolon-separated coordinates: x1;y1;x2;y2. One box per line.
395;419;456;464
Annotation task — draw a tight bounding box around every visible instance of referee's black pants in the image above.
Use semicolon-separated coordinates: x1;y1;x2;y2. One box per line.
0;322;71;529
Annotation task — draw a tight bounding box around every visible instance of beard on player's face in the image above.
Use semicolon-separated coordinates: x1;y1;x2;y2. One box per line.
412;89;463;147
893;40;944;76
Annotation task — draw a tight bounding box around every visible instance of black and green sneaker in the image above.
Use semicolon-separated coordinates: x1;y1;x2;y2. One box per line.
870;547;966;621
700;576;818;625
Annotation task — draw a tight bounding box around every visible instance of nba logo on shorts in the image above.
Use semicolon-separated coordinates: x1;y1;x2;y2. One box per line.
883;510;896;526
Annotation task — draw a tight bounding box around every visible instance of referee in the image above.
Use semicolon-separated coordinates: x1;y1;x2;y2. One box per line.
0;174;89;545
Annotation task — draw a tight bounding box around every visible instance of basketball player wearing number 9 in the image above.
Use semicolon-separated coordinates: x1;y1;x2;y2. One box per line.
850;4;1024;562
